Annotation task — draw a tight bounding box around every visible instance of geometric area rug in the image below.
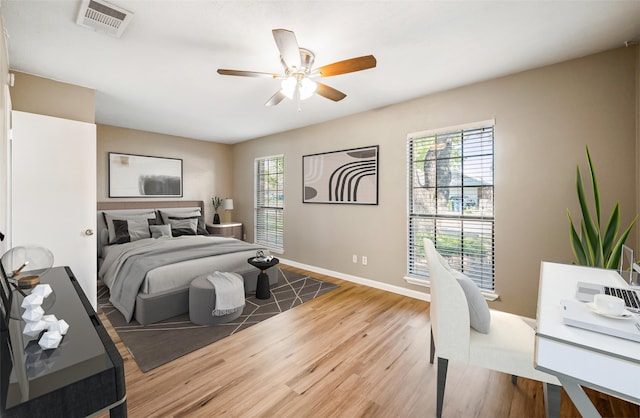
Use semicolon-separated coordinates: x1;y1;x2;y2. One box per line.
98;267;339;372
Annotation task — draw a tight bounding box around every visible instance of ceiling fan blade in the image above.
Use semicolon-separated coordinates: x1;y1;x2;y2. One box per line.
217;69;280;79
315;82;347;102
316;55;377;77
265;90;287;106
272;29;301;69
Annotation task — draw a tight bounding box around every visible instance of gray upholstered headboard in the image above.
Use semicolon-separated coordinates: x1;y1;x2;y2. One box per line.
97;200;204;212
96;200;205;258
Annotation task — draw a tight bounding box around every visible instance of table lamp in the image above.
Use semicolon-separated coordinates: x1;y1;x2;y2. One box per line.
222;198;234;223
2;246;54;289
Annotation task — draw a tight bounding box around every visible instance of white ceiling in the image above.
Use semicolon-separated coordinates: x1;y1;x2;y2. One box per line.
2;1;639;144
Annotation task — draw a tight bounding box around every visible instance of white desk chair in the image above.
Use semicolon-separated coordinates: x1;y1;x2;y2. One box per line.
424;238;561;417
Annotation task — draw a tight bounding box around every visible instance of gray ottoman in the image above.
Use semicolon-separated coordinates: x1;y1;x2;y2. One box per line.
189;274;244;325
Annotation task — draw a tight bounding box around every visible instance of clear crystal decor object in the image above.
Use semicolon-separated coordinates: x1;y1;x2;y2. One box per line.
19;281;70;345
22;306;44;322
21;293;44;309
32;284;53;298
42;314;58;328
49;319;69;335
23;320;47;337
38;330;63;350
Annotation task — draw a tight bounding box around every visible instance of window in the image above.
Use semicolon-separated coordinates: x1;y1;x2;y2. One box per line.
255;155;284;251
407;121;495;291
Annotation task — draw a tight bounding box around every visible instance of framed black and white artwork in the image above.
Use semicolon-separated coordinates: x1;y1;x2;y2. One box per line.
303;145;379;205
109;152;183;198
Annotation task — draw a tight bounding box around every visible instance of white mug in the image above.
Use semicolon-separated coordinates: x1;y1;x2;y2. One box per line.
594;294;625;316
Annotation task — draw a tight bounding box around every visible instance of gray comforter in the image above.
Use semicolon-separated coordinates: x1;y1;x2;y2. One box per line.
98;236;263;322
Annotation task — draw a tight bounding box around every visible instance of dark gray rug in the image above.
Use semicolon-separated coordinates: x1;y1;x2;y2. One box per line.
98;267;338;372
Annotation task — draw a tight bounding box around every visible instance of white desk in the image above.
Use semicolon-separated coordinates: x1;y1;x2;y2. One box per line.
535;262;640;417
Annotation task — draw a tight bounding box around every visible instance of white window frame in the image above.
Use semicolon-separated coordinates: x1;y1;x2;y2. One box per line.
254;154;284;253
406;120;496;294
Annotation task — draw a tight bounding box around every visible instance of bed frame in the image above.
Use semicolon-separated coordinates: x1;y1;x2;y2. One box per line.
97;200;205;212
97;200;270;325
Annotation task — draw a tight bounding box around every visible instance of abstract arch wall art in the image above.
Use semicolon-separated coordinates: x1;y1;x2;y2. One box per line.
303;145;379;205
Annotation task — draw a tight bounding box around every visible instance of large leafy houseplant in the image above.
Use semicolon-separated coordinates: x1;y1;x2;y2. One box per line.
567;146;637;268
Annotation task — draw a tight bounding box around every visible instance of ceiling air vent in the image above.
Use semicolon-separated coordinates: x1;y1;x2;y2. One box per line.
76;0;134;38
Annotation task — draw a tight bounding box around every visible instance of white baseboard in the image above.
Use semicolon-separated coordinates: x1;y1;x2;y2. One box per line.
278;258;430;302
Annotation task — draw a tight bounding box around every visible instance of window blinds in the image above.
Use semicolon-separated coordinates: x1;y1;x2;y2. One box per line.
407;124;495;291
255;155;284;251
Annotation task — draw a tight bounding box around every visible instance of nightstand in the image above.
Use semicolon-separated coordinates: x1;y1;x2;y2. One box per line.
206;222;243;240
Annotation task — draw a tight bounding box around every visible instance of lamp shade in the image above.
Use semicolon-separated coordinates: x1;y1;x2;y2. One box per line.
222;199;234;210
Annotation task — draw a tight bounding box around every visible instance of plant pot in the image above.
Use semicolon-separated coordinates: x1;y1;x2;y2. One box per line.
213;213;220;224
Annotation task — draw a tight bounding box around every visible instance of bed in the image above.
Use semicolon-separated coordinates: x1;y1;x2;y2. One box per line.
97;200;273;325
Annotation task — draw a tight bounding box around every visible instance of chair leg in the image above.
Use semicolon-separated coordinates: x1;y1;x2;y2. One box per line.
430;326;435;364
437;357;448;418
543;382;561;418
512;375;517;385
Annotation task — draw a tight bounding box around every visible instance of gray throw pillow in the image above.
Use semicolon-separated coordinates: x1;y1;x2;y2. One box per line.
160;210;208;235
168;218;198;236
150;224;172;239
451;270;491;334
105;211;156;244
126;218;151;241
108;218;151;244
159;209;200;224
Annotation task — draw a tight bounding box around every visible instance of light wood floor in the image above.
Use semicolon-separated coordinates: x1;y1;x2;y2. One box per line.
97;265;639;417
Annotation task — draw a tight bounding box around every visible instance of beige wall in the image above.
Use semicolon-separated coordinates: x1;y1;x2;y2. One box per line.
96;124;233;222
10;71;94;123
233;46;638;317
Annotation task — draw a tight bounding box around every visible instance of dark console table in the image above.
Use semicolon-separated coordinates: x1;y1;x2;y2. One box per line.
0;266;126;417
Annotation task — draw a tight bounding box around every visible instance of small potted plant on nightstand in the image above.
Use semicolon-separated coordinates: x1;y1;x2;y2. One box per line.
212;196;223;224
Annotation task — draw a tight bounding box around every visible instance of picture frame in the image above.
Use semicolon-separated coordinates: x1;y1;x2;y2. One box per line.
109;152;183;198
303;145;379;205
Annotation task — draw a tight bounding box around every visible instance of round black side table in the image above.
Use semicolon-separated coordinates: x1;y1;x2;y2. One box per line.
247;257;279;299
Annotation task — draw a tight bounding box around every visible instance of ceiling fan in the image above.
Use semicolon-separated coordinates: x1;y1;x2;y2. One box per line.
217;29;377;108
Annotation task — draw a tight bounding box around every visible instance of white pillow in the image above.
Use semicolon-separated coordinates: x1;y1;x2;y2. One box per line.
451;270;491;334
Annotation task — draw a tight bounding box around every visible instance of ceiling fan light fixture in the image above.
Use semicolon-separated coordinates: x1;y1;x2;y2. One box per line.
281;76;297;99
218;29;376;107
299;77;317;100
281;75;317;101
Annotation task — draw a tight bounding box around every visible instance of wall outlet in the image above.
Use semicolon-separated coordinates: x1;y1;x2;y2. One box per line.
352;254;358;263
362;256;368;265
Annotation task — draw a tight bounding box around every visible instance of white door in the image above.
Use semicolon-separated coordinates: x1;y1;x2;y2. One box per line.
11;111;97;308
